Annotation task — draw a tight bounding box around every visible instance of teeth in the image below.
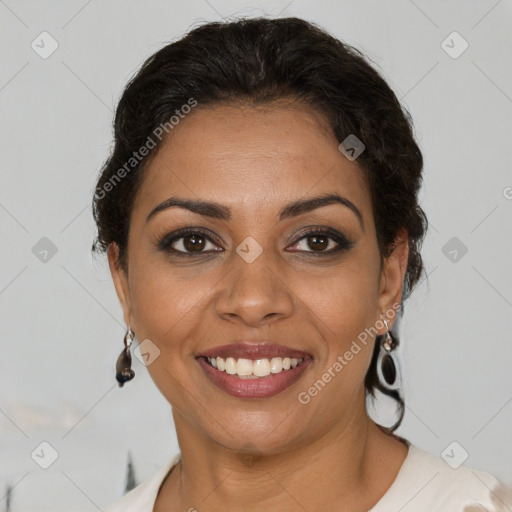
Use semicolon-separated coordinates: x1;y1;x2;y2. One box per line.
225;357;237;375
253;359;271;377
205;356;304;378
270;357;283;373
236;358;253;376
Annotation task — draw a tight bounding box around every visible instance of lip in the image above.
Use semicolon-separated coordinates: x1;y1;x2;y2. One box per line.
196;341;312;360
197;355;313;399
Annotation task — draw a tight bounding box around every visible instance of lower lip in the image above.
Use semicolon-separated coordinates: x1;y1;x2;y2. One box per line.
196;357;312;398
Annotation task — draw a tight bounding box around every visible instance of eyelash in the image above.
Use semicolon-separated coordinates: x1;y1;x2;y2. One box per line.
157;226;354;258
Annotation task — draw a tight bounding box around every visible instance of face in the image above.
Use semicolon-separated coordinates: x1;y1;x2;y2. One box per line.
109;101;408;455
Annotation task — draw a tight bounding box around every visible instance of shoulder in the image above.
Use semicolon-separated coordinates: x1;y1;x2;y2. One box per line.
103;452;181;512
372;442;512;512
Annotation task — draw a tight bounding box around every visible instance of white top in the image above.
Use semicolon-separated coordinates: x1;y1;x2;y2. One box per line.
104;441;510;511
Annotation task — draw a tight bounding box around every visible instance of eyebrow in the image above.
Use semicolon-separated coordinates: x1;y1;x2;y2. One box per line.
146;193;364;230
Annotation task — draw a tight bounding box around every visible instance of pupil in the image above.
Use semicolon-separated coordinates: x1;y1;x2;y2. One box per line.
184;235;205;251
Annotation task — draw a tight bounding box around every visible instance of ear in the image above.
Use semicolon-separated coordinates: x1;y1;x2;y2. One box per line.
108;243;133;328
376;228;409;332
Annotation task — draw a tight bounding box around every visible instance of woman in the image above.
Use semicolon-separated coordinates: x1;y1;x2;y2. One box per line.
92;16;508;512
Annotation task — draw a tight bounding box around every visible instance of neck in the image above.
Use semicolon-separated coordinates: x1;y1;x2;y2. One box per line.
155;396;405;511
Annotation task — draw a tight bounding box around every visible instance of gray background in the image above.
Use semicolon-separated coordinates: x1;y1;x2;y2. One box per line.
1;0;511;510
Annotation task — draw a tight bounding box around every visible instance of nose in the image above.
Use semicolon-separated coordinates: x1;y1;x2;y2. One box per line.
214;249;295;328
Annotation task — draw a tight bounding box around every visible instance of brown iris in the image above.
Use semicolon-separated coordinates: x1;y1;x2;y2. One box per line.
183;234;206;252
306;234;329;252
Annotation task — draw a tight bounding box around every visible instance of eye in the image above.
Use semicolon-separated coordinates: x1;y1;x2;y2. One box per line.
287;228;354;256
157;226;353;258
158;227;223;256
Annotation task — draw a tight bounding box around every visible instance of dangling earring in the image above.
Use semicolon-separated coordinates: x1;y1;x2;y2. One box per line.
376;318;400;391
116;326;135;387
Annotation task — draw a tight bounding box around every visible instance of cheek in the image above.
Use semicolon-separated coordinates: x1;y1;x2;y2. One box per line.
306;254;380;337
300;253;380;386
128;259;208;349
126;262;210;405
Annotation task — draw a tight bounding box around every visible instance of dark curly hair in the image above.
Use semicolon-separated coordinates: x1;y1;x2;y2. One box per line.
92;16;428;435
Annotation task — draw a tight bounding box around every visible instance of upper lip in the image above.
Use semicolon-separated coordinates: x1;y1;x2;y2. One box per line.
196;341;312;360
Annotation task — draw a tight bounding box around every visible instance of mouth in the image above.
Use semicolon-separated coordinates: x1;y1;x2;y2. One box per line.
195;342;313;399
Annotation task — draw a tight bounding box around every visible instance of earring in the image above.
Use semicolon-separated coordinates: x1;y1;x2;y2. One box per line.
116;326;135;387
376;318;400;390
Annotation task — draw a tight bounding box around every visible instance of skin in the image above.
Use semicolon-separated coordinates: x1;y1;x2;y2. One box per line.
109;100;409;511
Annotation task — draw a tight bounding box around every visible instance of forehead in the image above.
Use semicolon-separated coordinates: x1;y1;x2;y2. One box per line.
133;102;371;223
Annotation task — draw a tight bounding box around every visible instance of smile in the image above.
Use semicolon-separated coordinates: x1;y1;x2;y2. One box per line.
205;356;305;378
196;354;313;398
